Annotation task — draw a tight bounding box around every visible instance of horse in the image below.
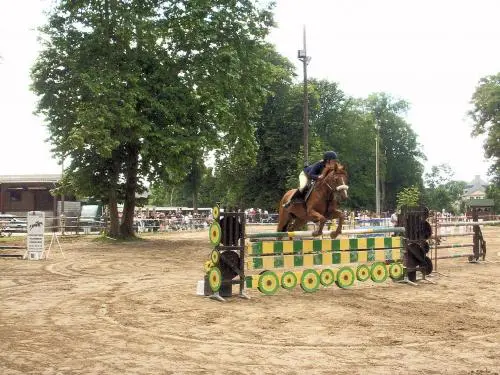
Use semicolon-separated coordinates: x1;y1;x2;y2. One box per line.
277;162;349;238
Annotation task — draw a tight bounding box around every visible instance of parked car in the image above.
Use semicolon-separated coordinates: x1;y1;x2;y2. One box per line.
0;214;27;234
79;204;104;232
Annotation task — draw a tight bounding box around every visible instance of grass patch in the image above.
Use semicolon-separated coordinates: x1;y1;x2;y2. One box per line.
0;235;24;244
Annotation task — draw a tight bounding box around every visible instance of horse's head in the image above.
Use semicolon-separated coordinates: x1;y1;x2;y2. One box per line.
321;162;349;201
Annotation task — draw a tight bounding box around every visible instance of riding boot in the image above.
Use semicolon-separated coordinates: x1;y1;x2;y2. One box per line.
303;182;315;204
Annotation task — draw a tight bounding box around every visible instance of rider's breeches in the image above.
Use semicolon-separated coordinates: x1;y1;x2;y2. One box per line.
298;171;308;192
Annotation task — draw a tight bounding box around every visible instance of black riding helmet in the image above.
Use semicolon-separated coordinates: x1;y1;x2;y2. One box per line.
323;151;337;161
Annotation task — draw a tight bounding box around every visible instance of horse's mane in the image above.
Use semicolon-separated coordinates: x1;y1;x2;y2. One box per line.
322;162;346;178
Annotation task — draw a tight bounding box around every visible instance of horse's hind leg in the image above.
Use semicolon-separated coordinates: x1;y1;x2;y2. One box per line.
277;204;290;232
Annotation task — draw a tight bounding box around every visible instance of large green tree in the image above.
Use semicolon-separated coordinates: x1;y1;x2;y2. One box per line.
469;73;500;185
423;164;467;213
242;76;305;209
363;93;425;211
32;0;281;237
309;81;378;210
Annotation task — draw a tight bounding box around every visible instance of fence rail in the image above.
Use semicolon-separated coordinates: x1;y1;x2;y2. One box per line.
1;215;212;236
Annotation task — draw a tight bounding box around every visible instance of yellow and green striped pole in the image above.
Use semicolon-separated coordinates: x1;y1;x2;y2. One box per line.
247;226;405;239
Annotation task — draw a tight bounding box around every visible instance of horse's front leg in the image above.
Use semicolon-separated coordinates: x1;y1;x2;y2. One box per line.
330;210;344;239
307;208;326;237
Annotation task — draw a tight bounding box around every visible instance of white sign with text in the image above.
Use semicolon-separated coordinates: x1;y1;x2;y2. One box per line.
27;211;45;260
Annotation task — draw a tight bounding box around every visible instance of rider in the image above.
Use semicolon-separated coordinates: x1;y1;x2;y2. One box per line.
283;151;338;208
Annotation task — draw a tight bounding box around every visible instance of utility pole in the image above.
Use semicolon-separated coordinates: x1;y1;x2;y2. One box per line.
375;121;381;217
297;26;311;166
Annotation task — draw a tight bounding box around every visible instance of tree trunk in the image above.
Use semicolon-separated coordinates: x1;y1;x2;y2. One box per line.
108;189;120;237
106;154;121;238
192;191;198;214
170;187;175;206
120;143;139;238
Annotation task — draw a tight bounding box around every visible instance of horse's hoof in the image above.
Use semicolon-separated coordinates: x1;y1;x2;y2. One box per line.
312;231;322;237
330;231;341;239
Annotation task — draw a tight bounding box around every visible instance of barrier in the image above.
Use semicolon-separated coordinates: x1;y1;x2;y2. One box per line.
0;245;25;259
203;206;406;300
429;213;497;272
247;226;405;239
244;236;404;294
203;206;495;300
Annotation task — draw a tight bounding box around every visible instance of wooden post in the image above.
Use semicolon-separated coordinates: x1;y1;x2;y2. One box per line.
434;212;438;272
472;209;479;261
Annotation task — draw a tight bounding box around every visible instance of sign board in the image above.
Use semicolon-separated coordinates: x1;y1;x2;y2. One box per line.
27;211;45;260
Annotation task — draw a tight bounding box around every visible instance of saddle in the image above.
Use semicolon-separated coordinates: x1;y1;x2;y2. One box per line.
294;181;315;204
283;182;315;209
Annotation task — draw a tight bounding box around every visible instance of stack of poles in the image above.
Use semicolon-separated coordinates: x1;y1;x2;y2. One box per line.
0;245;25;259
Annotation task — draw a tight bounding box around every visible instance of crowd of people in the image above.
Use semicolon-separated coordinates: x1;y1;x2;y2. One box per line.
129;206;494;234
133;209;212;232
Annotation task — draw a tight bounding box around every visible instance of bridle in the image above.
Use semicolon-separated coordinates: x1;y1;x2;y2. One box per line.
323;172;349;201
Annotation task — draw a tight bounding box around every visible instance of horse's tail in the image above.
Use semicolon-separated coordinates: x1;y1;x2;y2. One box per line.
277;190;294;232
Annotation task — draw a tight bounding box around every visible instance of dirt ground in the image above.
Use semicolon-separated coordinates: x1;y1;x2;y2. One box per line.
1;226;499;375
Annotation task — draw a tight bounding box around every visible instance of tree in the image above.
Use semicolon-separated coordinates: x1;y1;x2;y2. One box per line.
486;184;500;213
422;164;467;214
32;0;282;237
363;93;425;211
243;78;304;209
469;73;500;184
309;83;379;210
396;186;421;208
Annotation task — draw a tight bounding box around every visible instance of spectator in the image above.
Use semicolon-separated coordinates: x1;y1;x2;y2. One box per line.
390;211;398;227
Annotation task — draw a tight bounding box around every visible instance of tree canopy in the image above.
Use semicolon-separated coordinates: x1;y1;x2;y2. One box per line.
32;0;285;237
32;0;445;221
469;73;500;185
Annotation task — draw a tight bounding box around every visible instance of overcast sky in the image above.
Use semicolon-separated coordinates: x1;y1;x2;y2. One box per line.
0;0;497;183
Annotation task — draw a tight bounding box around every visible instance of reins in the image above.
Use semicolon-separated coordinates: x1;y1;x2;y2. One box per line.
319;171;348;201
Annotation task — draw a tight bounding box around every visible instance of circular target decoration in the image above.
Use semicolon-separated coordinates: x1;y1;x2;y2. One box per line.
300;269;320;293
370;262;388;283
208;267;222;292
203;260;214;273
335;267;355;288
356;264;371;282
258;271;279;295
208;222;222;246
210;249;220;265
389;262;404;280
281;271;297;290
212;206;220;220
320;269;335;286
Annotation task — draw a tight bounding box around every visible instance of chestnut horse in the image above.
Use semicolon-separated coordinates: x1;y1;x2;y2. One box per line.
277;162;349;238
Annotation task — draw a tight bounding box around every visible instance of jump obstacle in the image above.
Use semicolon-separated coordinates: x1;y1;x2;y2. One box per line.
203;205;427;300
428;211;496;273
203;205;495;301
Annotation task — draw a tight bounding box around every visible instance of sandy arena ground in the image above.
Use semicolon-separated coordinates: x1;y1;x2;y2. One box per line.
1;226;499;375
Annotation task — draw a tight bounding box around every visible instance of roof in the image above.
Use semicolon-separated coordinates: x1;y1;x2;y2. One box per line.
0;174;61;184
466;199;495;207
463;175;488;196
